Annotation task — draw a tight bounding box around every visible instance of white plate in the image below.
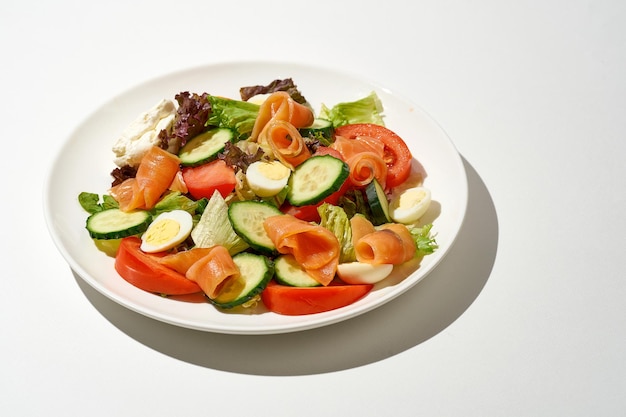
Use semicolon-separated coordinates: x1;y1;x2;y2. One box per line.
44;61;468;335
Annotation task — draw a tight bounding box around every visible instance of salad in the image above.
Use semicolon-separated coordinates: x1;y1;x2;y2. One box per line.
78;78;438;316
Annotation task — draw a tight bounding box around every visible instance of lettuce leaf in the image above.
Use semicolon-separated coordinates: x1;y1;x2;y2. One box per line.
319;91;385;127
78;192;119;214
206;95;260;140
159;92;212;154
407;223;439;257
318;203;356;263
191;190;249;255
109;165;137;187
151;191;201;217
337;189;372;222
239;78;308;105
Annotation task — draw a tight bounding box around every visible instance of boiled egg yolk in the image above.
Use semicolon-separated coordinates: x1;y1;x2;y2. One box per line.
337;262;394;285
389;186;432;224
246;160;291;197
140;210;193;253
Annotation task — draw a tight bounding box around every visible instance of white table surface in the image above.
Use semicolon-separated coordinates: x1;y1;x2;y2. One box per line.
3;0;625;415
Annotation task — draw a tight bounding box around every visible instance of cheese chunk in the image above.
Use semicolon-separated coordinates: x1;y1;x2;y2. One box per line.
112;99;176;167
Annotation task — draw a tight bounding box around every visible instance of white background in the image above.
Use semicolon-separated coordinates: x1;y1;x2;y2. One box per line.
2;0;625;416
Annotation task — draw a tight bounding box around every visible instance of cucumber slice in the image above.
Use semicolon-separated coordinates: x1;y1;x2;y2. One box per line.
86;209;151;240
299;118;334;143
274;255;321;287
211;252;274;308
178;127;234;167
287;155;349;207
364;178;391;226
227;200;282;256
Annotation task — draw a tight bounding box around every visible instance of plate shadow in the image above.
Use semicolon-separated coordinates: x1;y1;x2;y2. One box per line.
73;156;498;375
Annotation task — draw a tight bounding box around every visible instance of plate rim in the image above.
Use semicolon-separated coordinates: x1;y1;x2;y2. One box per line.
43;60;469;335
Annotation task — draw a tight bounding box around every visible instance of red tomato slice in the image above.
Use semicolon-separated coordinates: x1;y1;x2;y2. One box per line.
115;237;202;295
181;159;236;200
261;281;373;315
334;124;412;189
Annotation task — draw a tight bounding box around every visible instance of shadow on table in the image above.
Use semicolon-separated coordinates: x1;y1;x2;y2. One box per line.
74;156;498;376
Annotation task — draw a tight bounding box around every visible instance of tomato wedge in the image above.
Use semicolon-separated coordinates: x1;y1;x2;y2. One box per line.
181;159;236;200
261;281;373;315
115;237;202;295
334;124;412;189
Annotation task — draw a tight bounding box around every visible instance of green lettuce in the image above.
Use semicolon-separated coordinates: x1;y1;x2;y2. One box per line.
318;203;355;263
407;223;438;257
78;192;119;214
318;91;385;127
206;95;260;140
337;189;372;222
151;191;202;217
190;190;249;255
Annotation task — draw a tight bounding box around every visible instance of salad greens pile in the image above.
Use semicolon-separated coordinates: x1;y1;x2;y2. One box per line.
77;77;441;314
87;78;439;260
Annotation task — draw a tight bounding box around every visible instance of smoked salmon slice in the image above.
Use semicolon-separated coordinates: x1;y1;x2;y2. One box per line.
185;245;241;299
135;146;181;208
346;151;388;189
168;170;188;194
350;214;376;244
111;146;181;211
263;214;340;286
331;135;387;188
157;247;215;275
354;222;416;265
110;177;140;211
260;119;312;169
250;91;314;141
331;134;385;161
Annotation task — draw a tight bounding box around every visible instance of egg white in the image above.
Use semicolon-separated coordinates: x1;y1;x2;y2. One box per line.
246;160;291;197
389;186;432;224
247;93;272;105
140;210;193;253
337;262;394;285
